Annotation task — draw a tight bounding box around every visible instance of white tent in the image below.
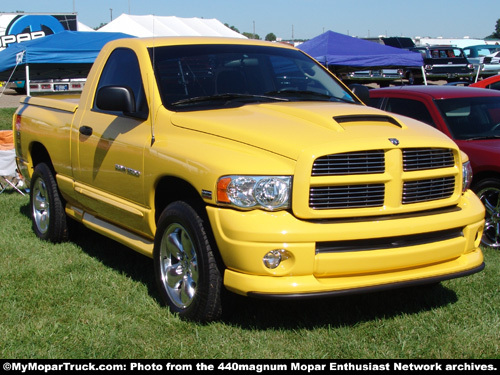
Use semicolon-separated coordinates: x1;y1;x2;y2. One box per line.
97;14;246;38
77;22;95;31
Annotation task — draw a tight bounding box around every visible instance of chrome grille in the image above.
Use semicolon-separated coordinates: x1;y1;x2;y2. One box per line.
308;148;457;210
312;150;385;176
403;148;454;171
309;184;385;209
403;177;455;204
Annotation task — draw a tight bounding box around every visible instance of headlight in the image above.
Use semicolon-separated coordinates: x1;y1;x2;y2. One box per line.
462;161;473;192
217;175;292;210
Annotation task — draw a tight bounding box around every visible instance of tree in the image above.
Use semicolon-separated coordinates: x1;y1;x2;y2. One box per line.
94;23;107;30
224;23;240;34
265;33;277;42
494;18;500;38
487;18;500;39
242;32;260;40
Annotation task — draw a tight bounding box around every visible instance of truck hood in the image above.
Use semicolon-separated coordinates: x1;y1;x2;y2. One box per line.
456;138;500;166
170;102;456;160
458;138;500;152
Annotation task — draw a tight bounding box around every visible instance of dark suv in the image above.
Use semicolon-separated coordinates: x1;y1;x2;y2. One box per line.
405;46;474;84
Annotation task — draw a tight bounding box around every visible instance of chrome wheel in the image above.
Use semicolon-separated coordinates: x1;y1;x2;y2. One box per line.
159;223;199;309
478;185;500;248
32;177;50;235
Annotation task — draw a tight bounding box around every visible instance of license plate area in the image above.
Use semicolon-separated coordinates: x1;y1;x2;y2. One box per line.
54;84;69;91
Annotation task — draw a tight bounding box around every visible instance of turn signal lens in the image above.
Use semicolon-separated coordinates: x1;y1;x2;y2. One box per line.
462;161;473;192
15;114;22;131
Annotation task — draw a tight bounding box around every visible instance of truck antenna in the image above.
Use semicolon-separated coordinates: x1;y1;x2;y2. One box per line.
150;17;156;146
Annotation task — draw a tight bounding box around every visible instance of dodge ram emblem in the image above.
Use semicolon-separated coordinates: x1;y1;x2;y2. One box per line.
389;138;400;146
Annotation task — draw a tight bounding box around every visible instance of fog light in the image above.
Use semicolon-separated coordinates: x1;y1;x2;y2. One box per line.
263;250;283;269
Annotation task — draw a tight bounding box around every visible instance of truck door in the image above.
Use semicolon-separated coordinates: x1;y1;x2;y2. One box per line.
74;48;151;233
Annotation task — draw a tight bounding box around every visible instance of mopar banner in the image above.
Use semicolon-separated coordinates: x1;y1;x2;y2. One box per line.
0;13;78;50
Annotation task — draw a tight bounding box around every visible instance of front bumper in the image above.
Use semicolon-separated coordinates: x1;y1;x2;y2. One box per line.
207;191;485;297
342;70;403;83
425;70;474;80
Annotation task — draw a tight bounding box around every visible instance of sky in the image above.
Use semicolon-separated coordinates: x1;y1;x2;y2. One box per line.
3;0;499;41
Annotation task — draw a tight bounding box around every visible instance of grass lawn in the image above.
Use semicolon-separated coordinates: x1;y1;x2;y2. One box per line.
0;108;15;130
1;107;499;359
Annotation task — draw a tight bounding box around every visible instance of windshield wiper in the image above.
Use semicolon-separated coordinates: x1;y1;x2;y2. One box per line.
171;93;289;107
265;90;356;103
463;135;500;141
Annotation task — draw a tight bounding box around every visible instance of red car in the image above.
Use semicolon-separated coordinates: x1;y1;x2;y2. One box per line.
368;85;500;248
470;74;500;90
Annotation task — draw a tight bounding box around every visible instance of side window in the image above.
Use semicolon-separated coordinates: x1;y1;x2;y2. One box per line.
385;98;436;127
477;48;491;57
489;82;500;91
367;97;384;109
94;48;148;117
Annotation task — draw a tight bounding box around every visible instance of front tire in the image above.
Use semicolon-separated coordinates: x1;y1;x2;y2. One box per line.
30;163;69;242
474;178;500;248
153;201;223;322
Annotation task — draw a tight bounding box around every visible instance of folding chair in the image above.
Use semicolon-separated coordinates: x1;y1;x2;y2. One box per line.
0;130;25;196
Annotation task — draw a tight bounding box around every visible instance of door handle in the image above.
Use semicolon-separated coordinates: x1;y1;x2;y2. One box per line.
79;126;93;136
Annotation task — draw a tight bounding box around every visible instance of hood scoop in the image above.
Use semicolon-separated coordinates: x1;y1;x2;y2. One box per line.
333;114;402;128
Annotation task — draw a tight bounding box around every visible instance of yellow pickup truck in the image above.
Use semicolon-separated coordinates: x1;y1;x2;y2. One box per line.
13;37;485;321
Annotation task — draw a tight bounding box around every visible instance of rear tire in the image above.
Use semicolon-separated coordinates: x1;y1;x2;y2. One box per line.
153;201;223;322
30;163;69;242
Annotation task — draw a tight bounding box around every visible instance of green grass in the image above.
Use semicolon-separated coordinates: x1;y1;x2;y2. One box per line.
0;108;15;130
1;108;499;359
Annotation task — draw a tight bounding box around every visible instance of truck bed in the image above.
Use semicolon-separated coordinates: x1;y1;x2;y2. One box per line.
19;94;80;112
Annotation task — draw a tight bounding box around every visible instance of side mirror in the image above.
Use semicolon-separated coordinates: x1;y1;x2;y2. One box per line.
348;84;370;105
96;86;136;114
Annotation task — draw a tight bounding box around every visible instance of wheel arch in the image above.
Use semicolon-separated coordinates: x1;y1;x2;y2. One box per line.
29;141;55;176
471;170;500;191
154;176;208;224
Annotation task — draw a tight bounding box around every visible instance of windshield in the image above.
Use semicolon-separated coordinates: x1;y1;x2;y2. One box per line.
149;44;356;110
435;96;500;140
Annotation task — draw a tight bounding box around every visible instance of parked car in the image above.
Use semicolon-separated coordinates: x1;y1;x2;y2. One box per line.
485;51;500;64
406;46;474;84
470;74;500;90
7;78;86;94
380;39;475;84
368;85;500;248
463;45;500;78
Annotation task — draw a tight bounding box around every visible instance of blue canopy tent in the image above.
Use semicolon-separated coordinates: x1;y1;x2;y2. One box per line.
0;30;134;94
298;30;424;82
